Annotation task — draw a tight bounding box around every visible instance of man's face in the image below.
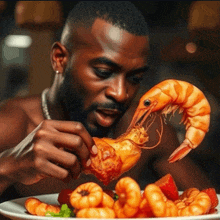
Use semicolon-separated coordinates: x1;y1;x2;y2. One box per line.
60;19;149;137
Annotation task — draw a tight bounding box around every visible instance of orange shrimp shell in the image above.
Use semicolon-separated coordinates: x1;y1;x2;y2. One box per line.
144;184;178;217
70;182;103;209
175;188;211;216
76;207;115;218
25;197;60;216
114;177;141;218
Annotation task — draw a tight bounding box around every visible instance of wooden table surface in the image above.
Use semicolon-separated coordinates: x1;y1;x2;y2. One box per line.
0;214;10;220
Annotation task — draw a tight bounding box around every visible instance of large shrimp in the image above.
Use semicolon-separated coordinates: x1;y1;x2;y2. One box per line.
175;188;211;216
86;79;211;184
25;197;60;216
144;184;178;217
128;79;211;163
113;177;142;218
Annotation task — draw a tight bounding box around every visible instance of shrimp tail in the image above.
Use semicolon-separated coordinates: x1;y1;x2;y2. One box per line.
168;140;192;163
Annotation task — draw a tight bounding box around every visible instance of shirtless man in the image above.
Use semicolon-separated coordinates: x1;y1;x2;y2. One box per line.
0;1;212;201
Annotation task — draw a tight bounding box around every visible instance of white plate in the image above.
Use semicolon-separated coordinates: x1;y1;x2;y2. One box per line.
0;193;220;220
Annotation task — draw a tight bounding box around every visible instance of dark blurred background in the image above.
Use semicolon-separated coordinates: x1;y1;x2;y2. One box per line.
1;1;220;191
1;1;219;99
0;1;215;98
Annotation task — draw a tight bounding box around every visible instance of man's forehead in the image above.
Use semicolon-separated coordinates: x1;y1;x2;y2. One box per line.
91;18;149;53
69;18;149;57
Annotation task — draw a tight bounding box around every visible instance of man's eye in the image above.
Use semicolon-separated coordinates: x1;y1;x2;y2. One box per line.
94;68;113;78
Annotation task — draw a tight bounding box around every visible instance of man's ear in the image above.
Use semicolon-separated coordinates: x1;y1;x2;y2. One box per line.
50;42;69;74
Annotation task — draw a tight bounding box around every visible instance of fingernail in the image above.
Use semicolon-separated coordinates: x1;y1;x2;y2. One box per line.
91;145;98;154
86;159;91;167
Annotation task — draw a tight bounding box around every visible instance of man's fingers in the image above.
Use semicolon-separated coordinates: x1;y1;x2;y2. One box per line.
40;132;91;167
40;120;95;150
35;158;82;181
35;158;69;180
47;146;79;167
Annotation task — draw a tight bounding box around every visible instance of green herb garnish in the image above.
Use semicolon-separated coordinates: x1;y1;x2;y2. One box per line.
113;193;119;201
46;204;75;218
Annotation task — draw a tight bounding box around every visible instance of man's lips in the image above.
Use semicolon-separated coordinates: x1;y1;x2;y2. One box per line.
95;109;121;127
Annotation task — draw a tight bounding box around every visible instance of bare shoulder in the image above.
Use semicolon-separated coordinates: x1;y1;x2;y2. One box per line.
0;95;44;149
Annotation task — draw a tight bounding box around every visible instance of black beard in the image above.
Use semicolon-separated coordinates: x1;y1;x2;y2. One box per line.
57;68;129;137
57;69;88;124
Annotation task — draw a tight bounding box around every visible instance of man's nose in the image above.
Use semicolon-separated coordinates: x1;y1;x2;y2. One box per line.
105;76;128;103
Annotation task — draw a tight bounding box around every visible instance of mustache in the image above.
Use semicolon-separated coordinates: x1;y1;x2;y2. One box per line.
85;102;128;114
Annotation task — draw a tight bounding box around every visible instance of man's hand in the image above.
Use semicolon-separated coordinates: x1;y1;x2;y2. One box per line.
0;120;96;185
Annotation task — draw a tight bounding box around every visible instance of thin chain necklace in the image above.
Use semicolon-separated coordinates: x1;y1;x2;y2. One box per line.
41;88;51;120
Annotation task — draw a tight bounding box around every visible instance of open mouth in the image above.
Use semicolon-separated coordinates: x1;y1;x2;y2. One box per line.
95;109;121;127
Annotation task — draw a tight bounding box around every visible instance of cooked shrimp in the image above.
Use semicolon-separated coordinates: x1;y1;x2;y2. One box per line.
113;177;141;218
134;196;154;218
70;182;103;210
99;192;115;208
144;184;178;217
128;79;211;163
25;197;60;216
175;188;211;216
69;182;115;218
76;207;115;218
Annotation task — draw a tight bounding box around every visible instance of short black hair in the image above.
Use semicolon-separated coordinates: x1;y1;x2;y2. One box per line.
61;1;149;52
66;1;149;36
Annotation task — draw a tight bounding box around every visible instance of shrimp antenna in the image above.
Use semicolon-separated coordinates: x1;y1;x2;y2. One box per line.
144;113;157;132
140;114;163;150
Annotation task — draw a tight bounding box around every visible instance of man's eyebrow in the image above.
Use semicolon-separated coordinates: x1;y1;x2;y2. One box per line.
130;65;149;74
90;57;149;73
90;57;121;69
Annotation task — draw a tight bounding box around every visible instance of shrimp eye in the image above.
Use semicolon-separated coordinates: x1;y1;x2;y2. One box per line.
144;100;151;106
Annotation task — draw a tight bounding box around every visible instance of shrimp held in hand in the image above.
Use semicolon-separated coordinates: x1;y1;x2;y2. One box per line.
86;79;211;184
86;127;148;184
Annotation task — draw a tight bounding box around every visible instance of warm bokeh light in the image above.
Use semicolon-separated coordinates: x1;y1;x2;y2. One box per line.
15;1;63;30
185;42;197;54
188;1;220;30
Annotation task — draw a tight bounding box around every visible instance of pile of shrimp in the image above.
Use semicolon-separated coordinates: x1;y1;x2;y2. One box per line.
25;176;218;218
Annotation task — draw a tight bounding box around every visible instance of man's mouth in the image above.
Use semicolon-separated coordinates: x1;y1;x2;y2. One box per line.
95;108;121;127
